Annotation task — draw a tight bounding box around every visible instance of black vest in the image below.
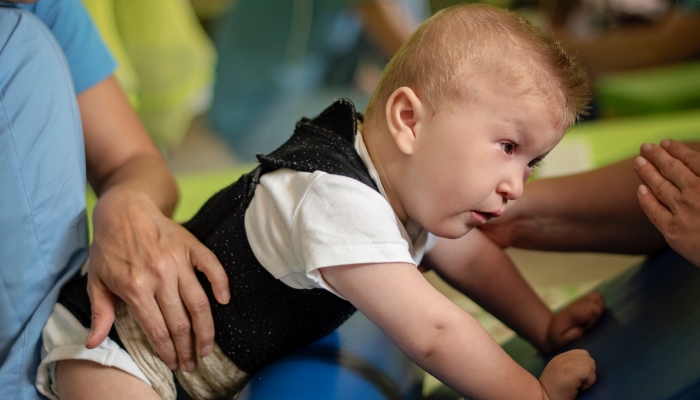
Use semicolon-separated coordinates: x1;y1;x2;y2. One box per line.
58;99;378;376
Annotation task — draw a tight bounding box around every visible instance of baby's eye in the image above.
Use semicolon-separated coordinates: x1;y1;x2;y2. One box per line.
501;142;516;155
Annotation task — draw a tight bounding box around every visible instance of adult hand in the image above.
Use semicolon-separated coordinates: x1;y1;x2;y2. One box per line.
85;188;230;371
635;140;700;267
541;292;605;353
79;76;230;371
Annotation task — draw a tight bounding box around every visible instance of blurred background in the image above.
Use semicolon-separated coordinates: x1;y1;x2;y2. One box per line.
82;0;700;395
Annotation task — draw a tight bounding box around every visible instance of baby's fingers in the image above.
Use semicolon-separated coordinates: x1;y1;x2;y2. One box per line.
541;350;597;400
558;293;605;330
565;350;597;392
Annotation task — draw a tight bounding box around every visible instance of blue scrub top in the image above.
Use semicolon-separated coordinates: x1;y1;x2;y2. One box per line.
0;1;115;399
13;0;117;94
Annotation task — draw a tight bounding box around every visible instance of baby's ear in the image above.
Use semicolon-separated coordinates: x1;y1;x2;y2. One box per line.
385;87;425;155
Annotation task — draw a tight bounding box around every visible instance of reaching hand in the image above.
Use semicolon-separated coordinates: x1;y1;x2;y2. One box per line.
540;349;597;400
540;292;605;353
635;140;700;267
84;189;230;372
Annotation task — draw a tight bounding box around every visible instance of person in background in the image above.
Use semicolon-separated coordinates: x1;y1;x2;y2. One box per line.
209;0;429;161
481;140;700;267
0;1;228;398
550;0;700;75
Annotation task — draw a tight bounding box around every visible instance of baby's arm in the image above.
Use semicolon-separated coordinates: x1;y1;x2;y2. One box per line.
320;263;595;399
422;229;604;353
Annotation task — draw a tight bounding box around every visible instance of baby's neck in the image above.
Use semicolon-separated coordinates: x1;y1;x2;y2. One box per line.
361;120;408;224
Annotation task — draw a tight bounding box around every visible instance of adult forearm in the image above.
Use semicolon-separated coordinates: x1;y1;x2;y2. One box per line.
79;76;178;216
507;157;666;253
91;154;178;218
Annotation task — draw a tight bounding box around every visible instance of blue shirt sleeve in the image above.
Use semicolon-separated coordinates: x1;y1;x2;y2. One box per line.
17;0;117;94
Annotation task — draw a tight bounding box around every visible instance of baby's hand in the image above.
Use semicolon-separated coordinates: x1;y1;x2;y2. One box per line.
540;349;596;400
541;292;605;353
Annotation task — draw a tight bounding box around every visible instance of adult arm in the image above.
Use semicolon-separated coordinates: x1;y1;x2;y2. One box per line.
320;262;595;399
555;9;700;74
480;154;665;253
636;140;700;266
423;229;604;354
81;76;229;371
481;141;700;253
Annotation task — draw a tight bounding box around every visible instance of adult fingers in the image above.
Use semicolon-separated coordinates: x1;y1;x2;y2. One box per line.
191;243;229;305
86;275;116;349
634;154;680;213
154;279;197;371
640;143;695;192
637;184;673;233
178;271;215;359
661;140;700;177
128;290;180;370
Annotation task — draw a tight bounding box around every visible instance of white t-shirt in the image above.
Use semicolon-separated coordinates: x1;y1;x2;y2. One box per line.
244;132;437;297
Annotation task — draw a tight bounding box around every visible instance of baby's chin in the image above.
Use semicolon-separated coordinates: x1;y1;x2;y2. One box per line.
428;222;475;240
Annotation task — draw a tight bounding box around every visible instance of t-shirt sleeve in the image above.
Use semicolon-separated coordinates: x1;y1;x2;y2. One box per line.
245;169;416;295
20;0;116;94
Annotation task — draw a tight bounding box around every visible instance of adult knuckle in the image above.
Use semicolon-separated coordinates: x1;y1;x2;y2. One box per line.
650;207;665;225
684;149;700;166
124;275;149;294
197;330;215;344
664;158;681;173
148;257;170;277
189;297;212;315
171;320;192;337
686;179;700;193
148;327;172;344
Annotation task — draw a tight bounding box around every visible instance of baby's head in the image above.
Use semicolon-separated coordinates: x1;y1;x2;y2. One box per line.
361;4;589;239
365;3;588;130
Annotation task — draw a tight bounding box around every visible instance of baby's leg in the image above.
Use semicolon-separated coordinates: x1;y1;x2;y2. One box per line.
56;360;161;400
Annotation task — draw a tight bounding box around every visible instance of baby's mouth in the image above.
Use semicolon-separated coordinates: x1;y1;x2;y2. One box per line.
470;210;503;224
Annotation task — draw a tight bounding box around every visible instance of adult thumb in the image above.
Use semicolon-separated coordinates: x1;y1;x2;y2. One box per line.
86;277;116;349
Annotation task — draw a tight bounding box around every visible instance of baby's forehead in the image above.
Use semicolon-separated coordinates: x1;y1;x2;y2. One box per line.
451;66;571;130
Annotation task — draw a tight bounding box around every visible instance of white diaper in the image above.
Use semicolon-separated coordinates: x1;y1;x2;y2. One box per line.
36;303;152;400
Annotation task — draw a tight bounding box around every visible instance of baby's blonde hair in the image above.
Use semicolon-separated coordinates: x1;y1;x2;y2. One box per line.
365;4;589;130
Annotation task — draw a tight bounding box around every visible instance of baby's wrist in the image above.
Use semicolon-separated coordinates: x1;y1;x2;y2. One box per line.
539;382;552;400
533;311;557;353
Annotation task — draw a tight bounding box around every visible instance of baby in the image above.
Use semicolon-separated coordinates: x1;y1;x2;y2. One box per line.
41;4;603;400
